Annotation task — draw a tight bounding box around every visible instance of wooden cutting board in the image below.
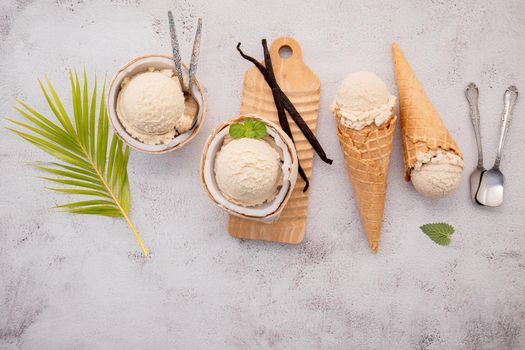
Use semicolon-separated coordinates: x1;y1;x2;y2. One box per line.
228;37;321;244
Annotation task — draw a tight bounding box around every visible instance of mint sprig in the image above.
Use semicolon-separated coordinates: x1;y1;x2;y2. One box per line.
419;223;455;246
229;118;268;139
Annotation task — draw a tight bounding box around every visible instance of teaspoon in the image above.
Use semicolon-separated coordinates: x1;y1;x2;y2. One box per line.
168;11;203;132
476;86;518;207
465;83;485;203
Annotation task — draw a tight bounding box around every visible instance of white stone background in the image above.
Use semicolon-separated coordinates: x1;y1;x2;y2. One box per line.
1;0;525;349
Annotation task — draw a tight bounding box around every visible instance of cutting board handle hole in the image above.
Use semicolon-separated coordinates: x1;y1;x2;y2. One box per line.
278;45;293;59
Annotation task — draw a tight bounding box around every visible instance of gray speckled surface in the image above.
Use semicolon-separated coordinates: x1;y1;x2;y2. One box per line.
1;0;525;349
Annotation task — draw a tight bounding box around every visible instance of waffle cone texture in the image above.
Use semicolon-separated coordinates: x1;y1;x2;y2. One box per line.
392;42;463;180
336;114;397;253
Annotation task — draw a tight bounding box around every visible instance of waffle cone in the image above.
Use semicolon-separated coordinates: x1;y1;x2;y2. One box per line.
336;114;397;253
392;42;463;180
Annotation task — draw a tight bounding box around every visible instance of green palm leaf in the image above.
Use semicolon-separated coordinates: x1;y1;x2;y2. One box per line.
7;70;148;256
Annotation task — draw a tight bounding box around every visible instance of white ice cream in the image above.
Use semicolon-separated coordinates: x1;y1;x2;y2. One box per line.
331;71;396;130
117;68;192;145
214;137;281;207
410;149;464;198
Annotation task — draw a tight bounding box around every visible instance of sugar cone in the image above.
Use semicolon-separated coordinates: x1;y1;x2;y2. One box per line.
336;114;397;252
392;42;463;180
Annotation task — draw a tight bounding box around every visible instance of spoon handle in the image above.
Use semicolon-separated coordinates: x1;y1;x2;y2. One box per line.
168;11;185;89
494;86;518;168
188;18;202;94
465;83;483;168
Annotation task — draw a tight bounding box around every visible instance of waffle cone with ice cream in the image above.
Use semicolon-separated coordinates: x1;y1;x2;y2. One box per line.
391;42;464;198
331;72;397;252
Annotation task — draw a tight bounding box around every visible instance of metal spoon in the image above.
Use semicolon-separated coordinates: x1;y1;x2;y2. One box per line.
168;11;203;132
476;86;518;207
465;83;485;203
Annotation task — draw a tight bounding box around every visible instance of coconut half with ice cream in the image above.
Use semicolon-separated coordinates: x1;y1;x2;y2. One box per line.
107;54;206;154
201;115;298;223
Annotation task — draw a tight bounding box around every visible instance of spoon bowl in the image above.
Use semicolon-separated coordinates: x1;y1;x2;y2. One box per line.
470;168;484;202
183;80;203;131
476;169;504;207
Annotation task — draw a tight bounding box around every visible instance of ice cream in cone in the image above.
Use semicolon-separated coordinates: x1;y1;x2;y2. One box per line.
331;72;397;252
392;42;464;198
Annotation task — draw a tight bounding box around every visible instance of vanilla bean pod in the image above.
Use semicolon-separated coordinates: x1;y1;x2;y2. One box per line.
276;90;333;164
237;43;311;189
237;39;333;191
236;42;333;166
261;39;310;191
236;43;267;75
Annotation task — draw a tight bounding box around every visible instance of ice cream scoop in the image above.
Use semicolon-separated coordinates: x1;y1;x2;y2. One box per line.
116;68;187;145
410;149;464;198
331;71;396;130
215;137;281;207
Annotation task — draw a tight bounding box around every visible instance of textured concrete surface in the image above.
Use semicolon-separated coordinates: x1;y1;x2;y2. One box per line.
1;0;525;349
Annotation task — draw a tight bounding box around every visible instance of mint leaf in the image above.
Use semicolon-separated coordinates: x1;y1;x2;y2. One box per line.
419;223;454;246
253;121;268;139
229;118;268;139
229;123;245;139
244;118;254;131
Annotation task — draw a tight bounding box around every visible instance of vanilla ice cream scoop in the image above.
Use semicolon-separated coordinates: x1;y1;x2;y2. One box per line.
410;149;464;198
215;138;281;207
331;71;396;130
117;68;187;145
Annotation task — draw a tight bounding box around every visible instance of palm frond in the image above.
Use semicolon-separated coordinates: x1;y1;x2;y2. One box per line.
7;71;148;256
